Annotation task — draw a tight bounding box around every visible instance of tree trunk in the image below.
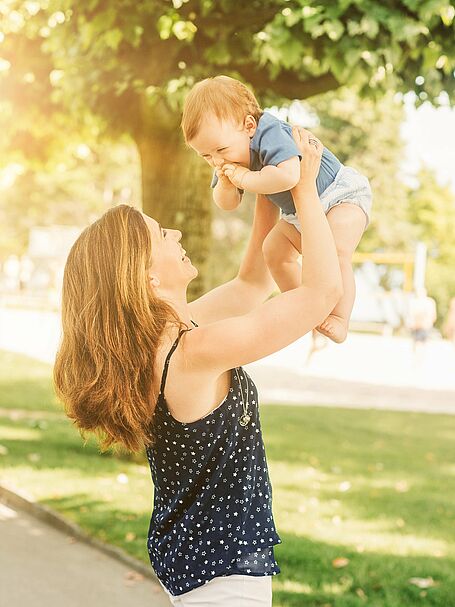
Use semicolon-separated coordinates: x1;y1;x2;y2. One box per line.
135;130;212;300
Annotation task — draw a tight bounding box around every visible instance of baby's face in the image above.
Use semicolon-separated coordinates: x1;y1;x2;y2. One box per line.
188;113;255;169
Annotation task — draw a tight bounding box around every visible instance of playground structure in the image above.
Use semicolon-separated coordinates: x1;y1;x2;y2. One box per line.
353;252;414;291
353;242;427;292
351;243;428;333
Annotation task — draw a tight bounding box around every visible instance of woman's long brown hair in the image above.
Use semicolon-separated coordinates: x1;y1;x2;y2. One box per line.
53;204;183;453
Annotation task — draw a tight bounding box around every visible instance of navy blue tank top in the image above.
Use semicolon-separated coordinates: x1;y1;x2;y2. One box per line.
146;327;281;596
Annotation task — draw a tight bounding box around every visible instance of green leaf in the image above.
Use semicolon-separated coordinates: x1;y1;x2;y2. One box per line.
347;19;361;36
282;8;301;28
205;41;232;65
440;4;455;26
92;9;117;34
104;28;123;51
360;16;379;39
422;44;442;72
327;54;349;81
345;47;363;68
301;9;325;33
172;20;197;41
279;37;303;70
114;80;129;96
157;14;174;40
324;19;344;41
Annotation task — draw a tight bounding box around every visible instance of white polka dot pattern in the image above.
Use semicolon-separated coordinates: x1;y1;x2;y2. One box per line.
146;352;281;597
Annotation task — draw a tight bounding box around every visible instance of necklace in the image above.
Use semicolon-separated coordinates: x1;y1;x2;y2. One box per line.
234;368;251;427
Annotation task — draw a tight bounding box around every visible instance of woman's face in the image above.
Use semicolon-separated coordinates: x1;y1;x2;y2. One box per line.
142;214;198;290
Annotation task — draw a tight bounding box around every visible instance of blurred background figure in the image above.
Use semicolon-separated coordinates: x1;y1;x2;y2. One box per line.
19;255;34;291
407;287;437;355
3;255;21;292
443;297;455;350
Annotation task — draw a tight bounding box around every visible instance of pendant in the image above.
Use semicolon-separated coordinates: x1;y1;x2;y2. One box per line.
239;413;251;427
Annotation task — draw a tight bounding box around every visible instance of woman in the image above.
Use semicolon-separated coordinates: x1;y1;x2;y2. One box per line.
54;128;341;606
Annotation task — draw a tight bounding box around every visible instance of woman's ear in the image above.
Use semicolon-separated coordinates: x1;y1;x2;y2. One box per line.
149;275;161;288
244;114;257;136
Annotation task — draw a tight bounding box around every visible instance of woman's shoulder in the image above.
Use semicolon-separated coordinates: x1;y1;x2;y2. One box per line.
157;332;233;425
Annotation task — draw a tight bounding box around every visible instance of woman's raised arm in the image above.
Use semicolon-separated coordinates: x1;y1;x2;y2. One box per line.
189;194;279;325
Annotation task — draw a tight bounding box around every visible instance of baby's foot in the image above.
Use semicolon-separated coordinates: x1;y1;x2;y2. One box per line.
306;330;328;363
317;314;348;344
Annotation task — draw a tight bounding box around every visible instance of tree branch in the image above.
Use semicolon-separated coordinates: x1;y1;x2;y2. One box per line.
237;65;340;100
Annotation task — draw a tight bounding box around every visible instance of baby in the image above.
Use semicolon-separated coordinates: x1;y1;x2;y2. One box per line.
181;75;372;343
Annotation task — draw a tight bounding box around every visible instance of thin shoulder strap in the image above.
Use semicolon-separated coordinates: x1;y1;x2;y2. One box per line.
159;327;192;396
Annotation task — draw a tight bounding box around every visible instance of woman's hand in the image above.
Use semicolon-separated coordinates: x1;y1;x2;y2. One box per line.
291;127;323;192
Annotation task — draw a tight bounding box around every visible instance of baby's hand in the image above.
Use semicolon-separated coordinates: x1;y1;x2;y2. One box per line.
215;167;236;189
221;163;250;190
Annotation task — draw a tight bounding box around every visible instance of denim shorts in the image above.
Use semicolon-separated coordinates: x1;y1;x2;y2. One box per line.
282;165;373;232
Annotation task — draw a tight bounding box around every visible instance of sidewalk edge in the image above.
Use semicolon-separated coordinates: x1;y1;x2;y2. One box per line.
0;482;159;584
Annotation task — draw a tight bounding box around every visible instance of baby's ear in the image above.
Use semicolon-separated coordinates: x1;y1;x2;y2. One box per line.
244;114;257;135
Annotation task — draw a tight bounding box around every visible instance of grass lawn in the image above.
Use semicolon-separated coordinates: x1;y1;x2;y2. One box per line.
1;349;454;606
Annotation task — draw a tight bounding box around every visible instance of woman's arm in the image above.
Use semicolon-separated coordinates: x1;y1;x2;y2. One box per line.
189;195;279;325
187;129;343;370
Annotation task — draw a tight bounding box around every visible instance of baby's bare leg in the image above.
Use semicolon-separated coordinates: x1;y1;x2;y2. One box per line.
262;219;301;292
317;203;367;343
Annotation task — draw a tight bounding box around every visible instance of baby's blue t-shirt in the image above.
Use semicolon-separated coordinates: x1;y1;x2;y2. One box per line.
211;111;342;216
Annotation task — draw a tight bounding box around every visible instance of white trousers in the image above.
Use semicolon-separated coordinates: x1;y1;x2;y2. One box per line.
162;575;272;607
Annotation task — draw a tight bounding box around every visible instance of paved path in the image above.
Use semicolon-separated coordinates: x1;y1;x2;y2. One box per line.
248;365;455;414
0;499;171;607
245;331;455;414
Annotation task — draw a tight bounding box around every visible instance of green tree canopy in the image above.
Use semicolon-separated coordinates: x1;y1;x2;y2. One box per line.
3;1;454;147
310;89;414;252
1;1;454;293
407;168;455;321
0;142;141;258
